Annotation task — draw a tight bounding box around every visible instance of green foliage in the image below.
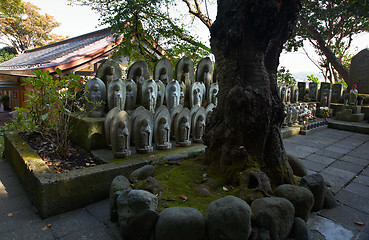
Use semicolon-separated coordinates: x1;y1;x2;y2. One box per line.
0;0;66;53
285;0;369;82
277;66;296;86
306;74;320;83
69;0;210;66
0;46;17;63
8;69;86;158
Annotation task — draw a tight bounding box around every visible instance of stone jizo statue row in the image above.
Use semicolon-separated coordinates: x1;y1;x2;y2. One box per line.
85;57;218;118
104;104;215;158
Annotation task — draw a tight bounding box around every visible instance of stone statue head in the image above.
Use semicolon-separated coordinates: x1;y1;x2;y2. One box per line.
136;67;143;77
114;85;121;91
183;64;190;73
93;83;100;91
127;84;132;91
172;85;177;92
119;120;126;129
159;117;167;125
181;116;188;123
204;65;209;73
148;86;153;93
198;115;204;121
160;67;167;75
107;66;115;75
142;119;149;127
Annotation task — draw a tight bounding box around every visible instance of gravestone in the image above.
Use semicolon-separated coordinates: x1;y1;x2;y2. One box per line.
331;84;343;103
154;58;173;85
298;82;307;101
319;82;332;105
349;48;369;94
308;82;319;102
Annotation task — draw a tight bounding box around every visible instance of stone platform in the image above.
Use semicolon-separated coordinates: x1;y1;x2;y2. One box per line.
328;118;369;135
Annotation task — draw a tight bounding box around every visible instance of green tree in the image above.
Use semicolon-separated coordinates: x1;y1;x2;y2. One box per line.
69;0;212;65
0;46;17;63
286;0;369;84
277;67;296;86
0;0;66;53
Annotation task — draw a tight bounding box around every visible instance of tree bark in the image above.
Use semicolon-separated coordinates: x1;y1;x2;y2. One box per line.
299;17;349;83
204;0;301;187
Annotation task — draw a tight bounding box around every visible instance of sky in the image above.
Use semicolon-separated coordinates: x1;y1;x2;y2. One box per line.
7;0;369;80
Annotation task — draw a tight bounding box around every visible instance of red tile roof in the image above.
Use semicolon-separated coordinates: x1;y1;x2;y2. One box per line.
0;28;123;77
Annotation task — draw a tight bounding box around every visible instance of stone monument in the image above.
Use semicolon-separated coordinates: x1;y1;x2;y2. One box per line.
176;57;194;107
349;48;369;94
142;80;158;113
298;82;307;101
107;80;126;111
104;107;120;149
208;83;219;106
308;82;319;102
331;84;343;103
170;105;183;139
125;79;137;112
191;107;206;143
96;59;122;88
196;57;214;94
127;60;150;104
156;80;165;109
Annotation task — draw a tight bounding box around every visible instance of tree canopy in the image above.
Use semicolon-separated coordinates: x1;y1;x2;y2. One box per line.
286;0;369;84
0;46;17;63
0;0;66;54
69;0;212;65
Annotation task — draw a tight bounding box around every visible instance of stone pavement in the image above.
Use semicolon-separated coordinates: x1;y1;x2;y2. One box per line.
0;128;368;240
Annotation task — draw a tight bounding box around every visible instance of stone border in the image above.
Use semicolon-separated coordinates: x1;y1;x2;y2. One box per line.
328;119;369;135
4;132;149;218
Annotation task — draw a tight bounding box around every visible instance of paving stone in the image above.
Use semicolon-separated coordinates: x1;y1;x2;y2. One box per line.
308;215;354;240
301;159;326;172
318;173;347;193
304;154;336;166
362;169;369;177
320;167;357;183
2;220;55;240
295;145;319;153
0;175;27;199
325;146;354;154
330;160;366;174
348;150;369;160
319;205;369;234
60;223;116;240
355;231;369;240
286;149;312;159
339;155;369;168
85;199;110;222
0;207;42;234
0;162;17;178
0;194;33;214
46;208;100;239
303;141;331;149
352;174;369;187
344;182;369;199
314;149;345;159
336;190;369;214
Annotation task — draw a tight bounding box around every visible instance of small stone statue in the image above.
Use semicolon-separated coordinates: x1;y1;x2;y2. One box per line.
179;117;191;146
159;68;169;85
175;107;191;147
125;80;137;112
156;80;165;109
134;109;154;153
142;80;158;114
280;86;287;104
108;80;125;111
193;88;202;107
166;82;180;112
208;83;219;106
193;115;205;143
348;85;358;105
156;117;171;150
113;85;123;110
116;121;131;158
86;77;106;118
179;83;186;107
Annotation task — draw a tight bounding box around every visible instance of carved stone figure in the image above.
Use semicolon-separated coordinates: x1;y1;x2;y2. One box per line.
134;109;154;153
175;108;191;147
179;82;186;107
130;106;146;144
155;117;171;150
170;105;183;139
205;103;215;124
110;111;131;158
165;81;180;112
108;79;125;111
280;86;287;104
176;57;194;107
196;57;214;98
125;79;137;112
349;85;358;105
286;88;291;104
156;80;165;109
104;107;120;149
96;59;122;88
127;60;150;104
191;82;205;108
154;58;173;85
192;107;206;143
86;77;106;117
208;83;219;106
142;80;158;113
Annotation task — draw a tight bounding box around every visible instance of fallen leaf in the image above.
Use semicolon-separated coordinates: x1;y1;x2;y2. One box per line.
42;224;52;231
179;194;188;201
149;155;155;158
7;213;13;217
203;173;208;178
223;186;229;192
354;222;365;226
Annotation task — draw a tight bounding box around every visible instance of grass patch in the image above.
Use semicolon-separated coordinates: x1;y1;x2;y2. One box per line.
154;155;239;214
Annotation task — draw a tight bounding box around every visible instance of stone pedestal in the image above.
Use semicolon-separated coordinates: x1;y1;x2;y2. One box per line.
335;107;365;122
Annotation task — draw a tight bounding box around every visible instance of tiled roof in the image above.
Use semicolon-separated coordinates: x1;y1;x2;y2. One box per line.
0;28;122;76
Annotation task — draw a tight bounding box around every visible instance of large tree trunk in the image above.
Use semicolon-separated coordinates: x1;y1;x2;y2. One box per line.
204;0;301;187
